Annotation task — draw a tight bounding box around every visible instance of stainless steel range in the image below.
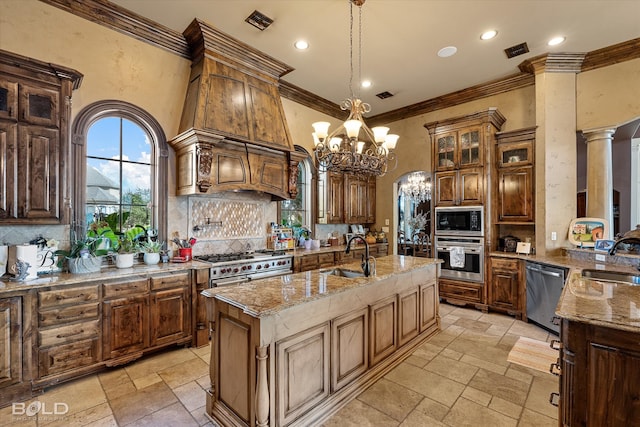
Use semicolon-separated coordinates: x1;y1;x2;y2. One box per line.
195;251;293;287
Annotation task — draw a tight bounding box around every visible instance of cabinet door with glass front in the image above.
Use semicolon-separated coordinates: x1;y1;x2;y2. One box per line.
497;141;533;167
434;127;483;171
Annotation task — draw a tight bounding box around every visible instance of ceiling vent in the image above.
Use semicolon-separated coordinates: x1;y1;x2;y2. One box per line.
376;91;394;99
245;10;274;31
504;42;529;59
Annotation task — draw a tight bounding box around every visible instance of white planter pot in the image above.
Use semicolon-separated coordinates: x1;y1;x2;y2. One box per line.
116;253;135;269
143;252;160;265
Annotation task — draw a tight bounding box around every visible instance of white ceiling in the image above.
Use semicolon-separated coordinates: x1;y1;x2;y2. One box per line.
111;0;640;116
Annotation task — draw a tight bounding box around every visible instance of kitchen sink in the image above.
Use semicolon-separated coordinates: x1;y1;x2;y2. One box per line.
319;268;365;278
581;269;640;285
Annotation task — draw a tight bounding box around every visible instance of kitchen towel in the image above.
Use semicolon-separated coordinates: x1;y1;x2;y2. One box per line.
449;246;466;268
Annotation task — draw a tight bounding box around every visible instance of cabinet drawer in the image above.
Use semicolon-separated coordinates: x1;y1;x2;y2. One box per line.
491;258;519;270
39;319;100;347
38;337;100;377
38;285;99;309
439;281;483;303
300;255;319;270
150;271;190;290
318;253;335;267
39;302;99;327
103;279;149;298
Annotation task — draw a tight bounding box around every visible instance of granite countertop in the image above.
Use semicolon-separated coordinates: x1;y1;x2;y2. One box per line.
556;270;640;333
290;242;387;257
0;259;211;294
203;255;439;318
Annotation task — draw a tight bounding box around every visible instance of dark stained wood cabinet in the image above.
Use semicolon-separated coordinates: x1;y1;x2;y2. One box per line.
345;174;367;224
495;130;535;223
434;167;484;206
560;318;640;426
487;257;523;318
150;272;192;347
0;50;82;224
318;171;375;224
0;296;24;389
366;176;376;224
326;171;345;224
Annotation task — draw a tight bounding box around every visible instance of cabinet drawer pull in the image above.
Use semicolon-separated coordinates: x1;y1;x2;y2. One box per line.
55;293;85;300
549;362;561;376
550;339;562;350
56;329;84;339
549;392;560;407
56;311;84;320
551;316;561;325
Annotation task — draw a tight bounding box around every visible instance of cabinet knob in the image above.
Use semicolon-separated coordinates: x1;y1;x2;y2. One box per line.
549;392;560;407
549;361;561;376
550;339;562;350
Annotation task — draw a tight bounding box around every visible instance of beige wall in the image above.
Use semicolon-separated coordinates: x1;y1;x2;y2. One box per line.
577;58;640;131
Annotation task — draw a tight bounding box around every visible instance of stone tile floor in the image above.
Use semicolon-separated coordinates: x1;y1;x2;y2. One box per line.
1;304;559;426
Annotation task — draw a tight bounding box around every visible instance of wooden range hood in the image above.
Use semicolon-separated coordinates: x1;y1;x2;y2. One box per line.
169;19;305;200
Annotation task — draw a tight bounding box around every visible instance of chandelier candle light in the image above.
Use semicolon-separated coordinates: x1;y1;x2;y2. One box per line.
400;173;432;203
312;0;398;177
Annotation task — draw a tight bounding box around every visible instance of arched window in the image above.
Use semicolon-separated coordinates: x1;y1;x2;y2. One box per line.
280;147;313;234
72;101;168;241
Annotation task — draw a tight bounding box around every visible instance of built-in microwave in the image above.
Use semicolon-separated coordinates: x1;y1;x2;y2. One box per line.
434;206;484;236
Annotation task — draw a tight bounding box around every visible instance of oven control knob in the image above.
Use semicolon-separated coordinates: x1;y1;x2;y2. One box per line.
256;265;262;270
220;268;226;273
233;268;239;273
264;263;270;268
247;265;252;270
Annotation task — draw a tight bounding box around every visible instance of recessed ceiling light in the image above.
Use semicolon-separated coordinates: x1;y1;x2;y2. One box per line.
437;46;457;58
480;30;498;40
361;80;372;88
294;40;309;50
548;36;566;46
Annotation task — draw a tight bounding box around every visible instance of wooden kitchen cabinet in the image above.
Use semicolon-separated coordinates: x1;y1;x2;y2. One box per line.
495;129;535;223
0;50;82;224
194;268;210;347
434;167;484;206
559;318;640;426
434;127;483;172
295;252;335;273
487;257;523;318
366;176;376;223
317;172;375;224
345;174;368;224
317;171;344;224
398;288;419;347
102;279;149;363
36;284;101;382
150;271;192;347
0;295;29;403
438;278;484;305
419;281;439;332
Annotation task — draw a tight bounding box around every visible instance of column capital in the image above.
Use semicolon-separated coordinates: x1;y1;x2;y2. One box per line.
519;53;586;74
581;127;616;143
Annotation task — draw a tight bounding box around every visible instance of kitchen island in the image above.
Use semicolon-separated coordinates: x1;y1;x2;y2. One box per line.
555;269;640;426
202;255;440;427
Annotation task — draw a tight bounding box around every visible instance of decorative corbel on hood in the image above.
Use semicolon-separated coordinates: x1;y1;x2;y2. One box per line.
169;18;302;200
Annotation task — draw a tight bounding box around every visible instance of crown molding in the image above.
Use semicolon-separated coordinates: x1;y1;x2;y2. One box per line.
39;0;640;124
518;53;586;74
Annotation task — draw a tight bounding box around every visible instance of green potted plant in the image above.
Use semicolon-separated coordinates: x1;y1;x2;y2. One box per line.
55;236;110;274
115;235;140;269
141;240;163;265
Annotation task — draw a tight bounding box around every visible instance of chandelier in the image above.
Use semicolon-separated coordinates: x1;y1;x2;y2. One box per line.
400;173;432;203
312;0;398;177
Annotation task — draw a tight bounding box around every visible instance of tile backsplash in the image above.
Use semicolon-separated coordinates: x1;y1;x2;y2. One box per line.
1;192;278;256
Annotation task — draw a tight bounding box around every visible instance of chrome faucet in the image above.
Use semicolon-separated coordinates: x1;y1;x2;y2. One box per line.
345;234;376;277
608;237;640;256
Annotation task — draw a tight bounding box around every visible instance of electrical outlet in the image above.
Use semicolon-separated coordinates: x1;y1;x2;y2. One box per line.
381;226;389;233
385;219;389;225
595;254;606;262
551;231;557;241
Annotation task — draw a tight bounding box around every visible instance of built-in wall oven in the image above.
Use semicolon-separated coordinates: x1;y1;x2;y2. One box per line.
434;235;484;282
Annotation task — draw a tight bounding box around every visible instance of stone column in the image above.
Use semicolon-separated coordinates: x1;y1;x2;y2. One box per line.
583;128;616;237
519;53;585;255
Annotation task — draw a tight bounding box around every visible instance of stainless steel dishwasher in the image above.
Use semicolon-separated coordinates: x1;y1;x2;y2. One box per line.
525;262;568;335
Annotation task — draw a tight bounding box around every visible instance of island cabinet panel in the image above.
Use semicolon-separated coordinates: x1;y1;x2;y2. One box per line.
369;295;398;366
560;319;640;427
398;288;419;347
276;322;331;427
218;313;252;424
420;282;438;332
331;307;368;392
